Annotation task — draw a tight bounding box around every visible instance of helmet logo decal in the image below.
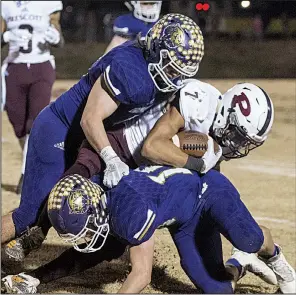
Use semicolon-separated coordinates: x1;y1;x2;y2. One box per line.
68;190;90;214
232;92;251;116
163;24;185;49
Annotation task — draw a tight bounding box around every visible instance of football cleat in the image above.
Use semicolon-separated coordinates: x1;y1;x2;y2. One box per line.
261;245;296;293
5;226;45;261
1;273;40;294
226;247;278;285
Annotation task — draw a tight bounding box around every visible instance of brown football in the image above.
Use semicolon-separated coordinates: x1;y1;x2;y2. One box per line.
172;130;220;158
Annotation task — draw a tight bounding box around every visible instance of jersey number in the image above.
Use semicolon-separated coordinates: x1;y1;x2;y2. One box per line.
19;24;33;54
139;166;192;185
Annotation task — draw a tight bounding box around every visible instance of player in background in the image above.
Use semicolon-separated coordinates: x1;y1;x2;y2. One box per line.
4;82;295;294
104;1;162;53
2;168;291;293
1;1;64;195
1;14;204;249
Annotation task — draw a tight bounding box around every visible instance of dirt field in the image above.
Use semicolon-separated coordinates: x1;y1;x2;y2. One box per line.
2;79;295;293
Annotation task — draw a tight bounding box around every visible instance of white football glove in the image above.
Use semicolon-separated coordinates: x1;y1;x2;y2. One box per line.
3;29;32;45
201;136;222;174
100;146;129;188
44;25;60;45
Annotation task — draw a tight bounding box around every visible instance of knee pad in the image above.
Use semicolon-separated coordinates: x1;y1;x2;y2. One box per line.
230;224;264;253
208;190;264;254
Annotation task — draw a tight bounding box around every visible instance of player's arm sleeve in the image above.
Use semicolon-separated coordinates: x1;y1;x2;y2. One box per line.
113;16;135;39
100;61;144;105
170;229;233;293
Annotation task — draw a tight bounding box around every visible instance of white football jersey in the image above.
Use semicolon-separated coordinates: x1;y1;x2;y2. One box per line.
124;79;222;166
2;1;63;64
178;79;222;134
125;100;168;166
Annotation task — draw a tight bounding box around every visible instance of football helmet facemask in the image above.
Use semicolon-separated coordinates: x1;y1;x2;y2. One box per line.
125;1;162;23
211;83;274;159
145;13;204;92
48;174;109;253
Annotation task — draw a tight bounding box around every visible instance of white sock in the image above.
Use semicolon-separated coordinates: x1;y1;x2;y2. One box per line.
21;134;29;174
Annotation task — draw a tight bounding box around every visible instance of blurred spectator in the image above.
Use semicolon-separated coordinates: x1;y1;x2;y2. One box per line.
281;13;289;38
218;11;227;36
103;14;114;43
253;14;264;40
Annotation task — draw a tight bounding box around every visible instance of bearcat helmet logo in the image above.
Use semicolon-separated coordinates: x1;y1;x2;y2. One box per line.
67;189;91;214
163;23;185;49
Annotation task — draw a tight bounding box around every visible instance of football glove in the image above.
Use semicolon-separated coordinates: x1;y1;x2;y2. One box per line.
3;29;32;45
100;146;129;188
44;25;60;45
201;136;222;174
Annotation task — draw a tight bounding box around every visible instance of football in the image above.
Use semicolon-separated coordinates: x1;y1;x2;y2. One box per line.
172;130;220;158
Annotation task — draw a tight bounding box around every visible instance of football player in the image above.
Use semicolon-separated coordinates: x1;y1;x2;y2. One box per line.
1;1;64;194
4;79;222;261
2;81;271;259
1;14;204;247
105;1;162;52
3;83;295;293
0;169;286;293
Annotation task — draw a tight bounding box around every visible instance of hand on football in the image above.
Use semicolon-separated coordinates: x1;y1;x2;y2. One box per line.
201;136;222;173
103;156;130;188
44;25;60;45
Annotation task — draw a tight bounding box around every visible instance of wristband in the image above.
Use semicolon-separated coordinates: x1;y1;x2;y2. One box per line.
183;156;205;173
99;146;117;163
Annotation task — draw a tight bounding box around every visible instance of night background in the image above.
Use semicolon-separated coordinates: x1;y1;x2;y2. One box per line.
59;0;296;43
48;0;296;79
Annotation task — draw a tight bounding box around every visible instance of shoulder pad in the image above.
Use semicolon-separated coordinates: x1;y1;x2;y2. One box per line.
179;79;222;133
101;57;153;105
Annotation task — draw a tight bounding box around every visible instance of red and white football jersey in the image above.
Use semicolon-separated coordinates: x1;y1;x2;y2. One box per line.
2;1;63;63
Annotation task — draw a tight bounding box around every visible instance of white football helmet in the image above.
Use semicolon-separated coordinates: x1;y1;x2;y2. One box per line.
125;1;162;23
211;83;274;159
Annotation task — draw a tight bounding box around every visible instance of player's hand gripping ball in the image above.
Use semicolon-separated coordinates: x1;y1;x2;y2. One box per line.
172;130;220;158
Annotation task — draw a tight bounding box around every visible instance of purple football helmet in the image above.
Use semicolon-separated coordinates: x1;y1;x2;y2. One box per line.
145;13;204;92
48;174;109;253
